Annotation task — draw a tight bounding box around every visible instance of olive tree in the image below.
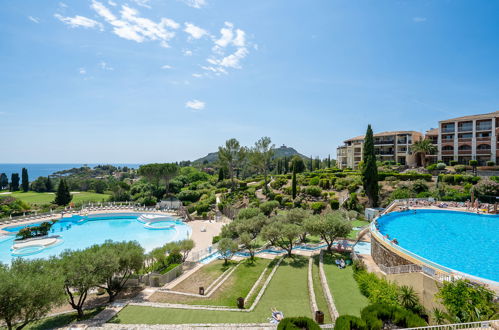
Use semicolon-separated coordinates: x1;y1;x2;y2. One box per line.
0;259;65;330
261;219;303;257
249;137;275;194
218;138;246;190
304;212;352;251
218;238;238;265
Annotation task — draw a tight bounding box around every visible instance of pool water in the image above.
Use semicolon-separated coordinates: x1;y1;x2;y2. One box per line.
0;214;191;264
377;210;499;282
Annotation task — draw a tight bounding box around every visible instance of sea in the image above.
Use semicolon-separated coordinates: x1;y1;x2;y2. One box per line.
0;164;141;181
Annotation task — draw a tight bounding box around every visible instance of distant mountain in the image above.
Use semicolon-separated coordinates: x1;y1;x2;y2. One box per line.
193;145;308;165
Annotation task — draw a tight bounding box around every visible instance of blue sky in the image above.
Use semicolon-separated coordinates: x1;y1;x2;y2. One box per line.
1;0;498;163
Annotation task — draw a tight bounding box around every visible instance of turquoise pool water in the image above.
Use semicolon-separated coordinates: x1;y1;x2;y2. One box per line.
0;213;191;264
377;210;499;282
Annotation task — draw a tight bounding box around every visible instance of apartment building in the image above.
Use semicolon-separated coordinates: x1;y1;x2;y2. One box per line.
433;111;499;165
336;131;423;169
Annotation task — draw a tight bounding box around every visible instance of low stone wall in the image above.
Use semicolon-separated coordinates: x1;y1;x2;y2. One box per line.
371;235;412;267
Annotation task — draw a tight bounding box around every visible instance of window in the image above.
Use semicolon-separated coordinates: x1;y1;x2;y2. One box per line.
458;145;471;150
459;133;472;139
458;121;473;132
442;123;455;133
476;120;492;131
477;144;491;150
442;134;454;140
477;132;491;138
442;145;453;151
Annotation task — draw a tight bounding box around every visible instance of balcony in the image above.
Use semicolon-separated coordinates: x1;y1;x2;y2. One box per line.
397;139;408;144
476;137;491;142
441;126;455;133
442;150;454;155
374;140;395;145
376;152;394;155
458;138;472;143
441;139;454;143
458;127;473;132
476;149;491;155
458;150;472;155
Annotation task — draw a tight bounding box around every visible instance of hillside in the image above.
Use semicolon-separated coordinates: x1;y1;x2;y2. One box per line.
193;145;308;165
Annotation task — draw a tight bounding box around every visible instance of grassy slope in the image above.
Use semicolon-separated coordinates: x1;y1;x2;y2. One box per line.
6;191;110;206
322;253;368;317
348;219;370;239
113;256;311;324
312;257;332;323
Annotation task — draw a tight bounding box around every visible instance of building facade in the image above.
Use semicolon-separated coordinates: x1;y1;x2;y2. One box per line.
336;131;422;169
434;111;499;165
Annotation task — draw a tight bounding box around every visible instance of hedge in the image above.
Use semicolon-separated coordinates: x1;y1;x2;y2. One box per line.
277;317;321;330
334;315;366;330
438;174;480;185
360;304;426;329
378;172;432;181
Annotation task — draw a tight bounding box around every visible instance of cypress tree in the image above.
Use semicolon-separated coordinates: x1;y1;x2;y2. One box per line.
309;155;313;171
0;173;8;190
10;173;20;191
21;168;29;192
46;176;53;192
54;179;72;206
218;167;225;182
362;124;379;207
291;163;297;199
327;155;331;168
284;157;289;174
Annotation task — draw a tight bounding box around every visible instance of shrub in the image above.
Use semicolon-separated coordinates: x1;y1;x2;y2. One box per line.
259;200;280;216
354;270;399;305
334;315;366;330
384;176;397;182
277;317;320;330
177;190;202;202
212;236;220;244
449;160;458;166
436;163;446;170
426;164;437;171
270;177;288;190
309;177;320;186
469;160;478;167
319;179;331;189
454;165;466;173
305;186;322;197
330;199;340;210
310;202;326;214
486;161;495;166
378;172;431;182
361;304;426;329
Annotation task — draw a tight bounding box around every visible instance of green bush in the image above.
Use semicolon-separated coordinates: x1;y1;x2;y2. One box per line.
378;172;431;182
259;200;280;216
305;186;322;197
436;163;446;170
454;165;466;173
270;177;288;190
449;160;458;166
360;304;426;329
486;161;495;166
319;179;331;189
277;317;320;330
310;202;326;214
469;160;478;167
334;315;366;330
212;236;220;244
330;199;340;210
354;270;399;305
426;164;437;171
309;177;320;186
177;190;202;202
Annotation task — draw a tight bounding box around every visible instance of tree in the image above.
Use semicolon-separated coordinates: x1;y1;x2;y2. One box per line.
291;162;297;199
290;156;305;173
218;138;246;190
0;259;65;330
235;214;267;239
0;173;8;190
398;285;419;310
282;208;311;242
412;139;437;168
175;239;195;262
218;238;238;265
30;177;48;192
436;279;497;323
250;137;275;194
239;232;257;260
46;176;53;192
92;241;145;302
10;173;19;191
138;163;179;195
361;125;379;207
21;168;29;192
54;179;72;206
304;212;351;251
59;249;103;319
261;220;302;257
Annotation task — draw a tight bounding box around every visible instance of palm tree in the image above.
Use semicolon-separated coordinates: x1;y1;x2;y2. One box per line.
432;308;448;325
398;285;419;310
412;138;437;168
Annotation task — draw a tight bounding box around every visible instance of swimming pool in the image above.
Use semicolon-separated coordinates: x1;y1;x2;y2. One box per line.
376;209;499;282
0;213;191;264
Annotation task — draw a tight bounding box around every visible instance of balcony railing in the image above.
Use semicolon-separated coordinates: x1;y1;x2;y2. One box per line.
441;150;454;155
458;150;472;154
458;138;472;142
374;140;394;145
476;125;492;131
397;140;407;144
476;149;491;155
441;127;455;133
476;137;491;142
441;139;454;143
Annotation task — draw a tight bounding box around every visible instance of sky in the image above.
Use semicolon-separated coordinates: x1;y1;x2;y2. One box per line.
1;0;498;163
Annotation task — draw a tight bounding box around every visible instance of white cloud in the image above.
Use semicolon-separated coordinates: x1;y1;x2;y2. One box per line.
192;73;203;78
185;99;205;110
180;0;206;9
131;0;151;8
183;49;193;56
99;61;114;70
59;2;68;8
108;0;117;6
90;1;179;46
184;22;207;39
161;65;173;69
28;16;40;23
79;68;86;74
54;13;104;30
413;17;427;23
215;22;234;47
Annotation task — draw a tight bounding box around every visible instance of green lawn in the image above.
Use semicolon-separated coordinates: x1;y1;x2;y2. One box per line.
348;219;370;239
0;307;104;330
4;191;110;206
322;253;368;317
312;257;332;323
112;256;312;324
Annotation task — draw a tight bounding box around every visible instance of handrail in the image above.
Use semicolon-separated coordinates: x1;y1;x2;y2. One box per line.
408;319;498;329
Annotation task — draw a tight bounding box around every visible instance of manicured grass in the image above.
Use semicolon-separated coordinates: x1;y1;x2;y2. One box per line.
0;307;105;330
322;253;368;317
312;257;332;323
5;191;110;206
348;219;370;239
170;259;233;294
112;256;312;324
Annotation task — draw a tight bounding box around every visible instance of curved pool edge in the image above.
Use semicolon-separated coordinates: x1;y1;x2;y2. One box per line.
370;210;499;288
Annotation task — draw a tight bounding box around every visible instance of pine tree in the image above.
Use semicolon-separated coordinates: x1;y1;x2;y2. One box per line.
361;125;379;207
10;173;20;191
0;173;8;190
46;176;53;192
54;179;72;206
291;163;297;200
21;168;29;192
